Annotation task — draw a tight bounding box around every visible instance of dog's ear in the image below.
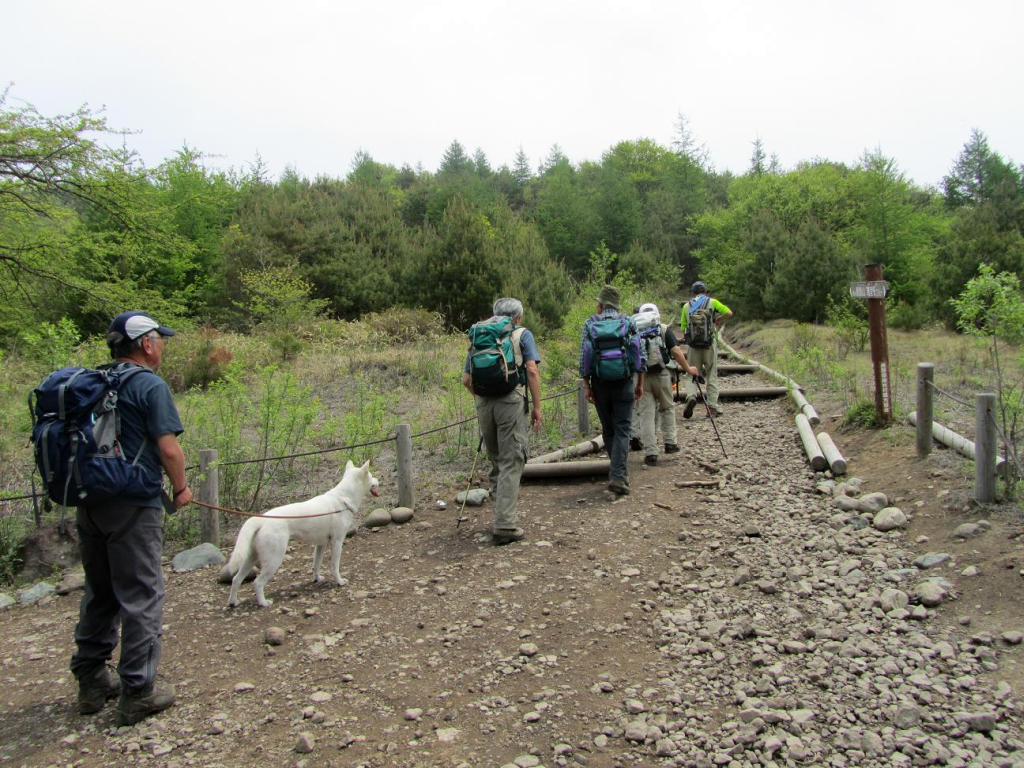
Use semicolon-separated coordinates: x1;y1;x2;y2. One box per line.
360;460;370;472
345;459;354;471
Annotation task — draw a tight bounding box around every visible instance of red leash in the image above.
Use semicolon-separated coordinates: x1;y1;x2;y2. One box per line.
189;499;355;519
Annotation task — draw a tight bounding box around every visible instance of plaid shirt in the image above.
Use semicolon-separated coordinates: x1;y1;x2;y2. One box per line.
579;308;647;379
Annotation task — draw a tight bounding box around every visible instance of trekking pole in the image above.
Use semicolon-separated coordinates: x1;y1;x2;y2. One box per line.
693;375;728;459
456;436;484;528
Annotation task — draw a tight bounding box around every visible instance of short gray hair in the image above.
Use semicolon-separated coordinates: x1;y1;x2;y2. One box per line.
492;297;524;319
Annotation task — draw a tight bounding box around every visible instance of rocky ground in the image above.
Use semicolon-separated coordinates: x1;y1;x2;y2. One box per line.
2;373;1024;768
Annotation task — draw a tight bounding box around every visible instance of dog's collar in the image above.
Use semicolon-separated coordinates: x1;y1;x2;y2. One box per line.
340;500;358;514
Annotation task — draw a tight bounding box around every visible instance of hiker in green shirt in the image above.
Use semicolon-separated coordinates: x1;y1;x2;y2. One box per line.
679;281;733;417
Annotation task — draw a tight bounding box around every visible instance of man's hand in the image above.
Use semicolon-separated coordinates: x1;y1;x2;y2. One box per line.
531;407;542;433
634;383;644;401
584;384;595;404
692;374;706;385
173;487;193;509
687;365;699;377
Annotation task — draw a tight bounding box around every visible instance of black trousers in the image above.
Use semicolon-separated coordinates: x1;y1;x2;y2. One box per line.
591;376;636;483
70;504;165;692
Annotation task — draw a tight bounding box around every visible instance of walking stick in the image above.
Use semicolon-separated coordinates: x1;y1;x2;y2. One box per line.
456;436;484;528
693;375;728;459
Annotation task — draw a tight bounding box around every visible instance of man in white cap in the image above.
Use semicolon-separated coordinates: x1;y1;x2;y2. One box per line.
633;303;698;465
70;311;191;726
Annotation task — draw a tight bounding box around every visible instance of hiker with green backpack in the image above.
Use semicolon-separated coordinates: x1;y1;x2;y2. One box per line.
579;285;646;496
463;298;542;544
679;280;733;418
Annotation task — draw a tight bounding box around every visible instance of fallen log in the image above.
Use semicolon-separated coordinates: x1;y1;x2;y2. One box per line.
790;388;821;426
795;414;828;471
815;432;847;476
719;364;758;374
528;435;604;465
698;461;720;474
717;387;788;399
522;460;610;479
675;479;721;488
908;411;1007;475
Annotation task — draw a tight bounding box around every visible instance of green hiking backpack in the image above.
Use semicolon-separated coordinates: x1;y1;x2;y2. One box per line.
467;316;526;396
686;296;716;349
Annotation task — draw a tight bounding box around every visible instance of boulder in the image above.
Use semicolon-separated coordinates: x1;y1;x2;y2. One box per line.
390;507;414;524
18;581;56;604
873;507;908;532
856;492;889;514
363;508;392;528
172;543;226;571
455;488;489;506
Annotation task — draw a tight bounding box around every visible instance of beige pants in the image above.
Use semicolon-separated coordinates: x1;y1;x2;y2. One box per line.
640;367;676;455
475;391;529;531
684;343;719;407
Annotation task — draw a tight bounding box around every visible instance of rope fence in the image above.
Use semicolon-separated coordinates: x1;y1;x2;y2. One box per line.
1;384;584;526
913;362;1005;503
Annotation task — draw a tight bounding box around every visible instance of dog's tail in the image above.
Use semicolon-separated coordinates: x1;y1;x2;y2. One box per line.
218;517;263;583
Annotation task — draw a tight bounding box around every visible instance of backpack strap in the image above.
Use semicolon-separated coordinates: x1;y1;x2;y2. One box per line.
110;363;156;466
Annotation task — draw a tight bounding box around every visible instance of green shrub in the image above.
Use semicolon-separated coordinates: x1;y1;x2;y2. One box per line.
825;296;869;358
19;318;81;371
844;398;886;428
888;302;932;331
363;308;445;343
787;323;818;355
0;512;27;585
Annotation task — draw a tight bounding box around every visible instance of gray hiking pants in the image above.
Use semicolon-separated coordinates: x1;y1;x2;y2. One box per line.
70;503;165;692
475;391;529;531
684;343;719;407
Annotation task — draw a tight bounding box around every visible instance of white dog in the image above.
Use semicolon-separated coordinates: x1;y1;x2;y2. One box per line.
223;460;380;607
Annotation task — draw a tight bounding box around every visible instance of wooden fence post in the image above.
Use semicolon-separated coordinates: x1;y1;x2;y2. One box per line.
576;378;589;435
199;448;219;545
916;363;934;458
396;424;414;509
975;393;997;503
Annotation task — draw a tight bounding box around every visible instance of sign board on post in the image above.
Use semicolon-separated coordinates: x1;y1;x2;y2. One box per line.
849;281;889;300
851;265;893;422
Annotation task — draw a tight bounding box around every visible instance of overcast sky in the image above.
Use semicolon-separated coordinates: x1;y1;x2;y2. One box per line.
4;0;1022;188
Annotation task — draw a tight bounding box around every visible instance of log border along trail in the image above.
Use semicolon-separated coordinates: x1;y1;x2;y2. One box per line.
0;348;1021;767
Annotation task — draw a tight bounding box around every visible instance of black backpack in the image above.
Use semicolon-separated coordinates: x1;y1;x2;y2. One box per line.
29;364;161;507
686;296;716;349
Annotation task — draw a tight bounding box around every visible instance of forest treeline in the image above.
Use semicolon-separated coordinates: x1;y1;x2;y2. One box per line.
2;90;1023;349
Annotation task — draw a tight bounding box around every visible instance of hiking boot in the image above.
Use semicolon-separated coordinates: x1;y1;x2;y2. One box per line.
664;443;680;454
608;479;630;496
77;664;120;715
712;405;724;417
683;397;697;419
492;527;525;545
644;455;658;466
115;682;176;726
629;437;643;452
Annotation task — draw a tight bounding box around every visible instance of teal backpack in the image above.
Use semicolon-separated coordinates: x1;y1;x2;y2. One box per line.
467;317;525;396
587;317;635;381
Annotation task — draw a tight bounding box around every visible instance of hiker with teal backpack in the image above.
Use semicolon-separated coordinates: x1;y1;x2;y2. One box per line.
679;281;733;418
580;285;646;496
463;298;542;544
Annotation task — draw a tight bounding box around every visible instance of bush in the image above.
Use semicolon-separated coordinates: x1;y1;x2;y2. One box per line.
824;296;868;358
844;398;886;428
362;308;445;344
0;512;27;585
788;323;819;355
888;301;932;331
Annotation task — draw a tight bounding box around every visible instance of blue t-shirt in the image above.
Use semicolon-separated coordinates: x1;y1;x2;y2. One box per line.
111;363;184;508
463;327;541;374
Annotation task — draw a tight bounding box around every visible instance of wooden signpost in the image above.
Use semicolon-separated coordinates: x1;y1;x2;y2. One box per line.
850;264;892;422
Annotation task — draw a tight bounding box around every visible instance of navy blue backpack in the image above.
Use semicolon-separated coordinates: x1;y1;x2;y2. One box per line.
29;364;162;507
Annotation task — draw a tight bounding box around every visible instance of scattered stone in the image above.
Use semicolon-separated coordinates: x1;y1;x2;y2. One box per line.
856;492;889;514
0;593;15;610
513;756;540;768
404;708;423;721
18;582;56;604
310;691;332;703
961;565;980;577
390;507;414;524
624;721;648;741
264;626;285;646
915;581;947;607
955;711;997;732
234;682;255;692
56;566;86;595
171;542;225;571
880;588;910;613
363;509;392;528
436;728;460;743
519;643;539;657
873;507;908;532
913;552;951;570
742;524;761;537
294;732;315;753
894;704;921;729
1001;631;1023;645
455;489;489;506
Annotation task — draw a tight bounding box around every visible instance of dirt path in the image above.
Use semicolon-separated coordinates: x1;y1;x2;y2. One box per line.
2;388;1023;768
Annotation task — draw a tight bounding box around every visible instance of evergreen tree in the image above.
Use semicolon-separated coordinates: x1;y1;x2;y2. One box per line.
749;137;767;176
439;140;472;176
512;146;532;188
